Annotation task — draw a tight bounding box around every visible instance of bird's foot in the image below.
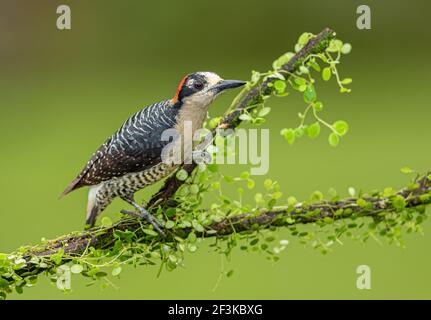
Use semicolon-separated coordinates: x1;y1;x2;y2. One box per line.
120;209;141;219
121;208;166;237
139;207;166;237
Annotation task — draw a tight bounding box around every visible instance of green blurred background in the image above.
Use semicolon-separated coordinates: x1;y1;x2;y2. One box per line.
1;0;430;299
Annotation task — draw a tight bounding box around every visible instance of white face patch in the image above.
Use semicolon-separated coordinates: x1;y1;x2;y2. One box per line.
182;72;224;107
199;72;222;87
185;72;222;89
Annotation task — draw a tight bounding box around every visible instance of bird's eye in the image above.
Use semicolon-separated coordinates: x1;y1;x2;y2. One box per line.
194;82;204;90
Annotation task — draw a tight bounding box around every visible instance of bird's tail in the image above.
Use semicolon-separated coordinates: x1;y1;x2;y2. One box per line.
85;184;109;227
86;205;101;228
59;177;82;199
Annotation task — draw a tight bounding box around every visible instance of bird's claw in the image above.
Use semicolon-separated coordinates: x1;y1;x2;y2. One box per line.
139;209;166;237
121;209;166;237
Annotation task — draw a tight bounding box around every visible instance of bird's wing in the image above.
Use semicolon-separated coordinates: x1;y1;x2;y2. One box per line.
61;100;179;196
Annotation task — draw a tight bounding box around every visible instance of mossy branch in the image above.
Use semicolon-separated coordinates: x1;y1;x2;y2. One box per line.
10;172;431;280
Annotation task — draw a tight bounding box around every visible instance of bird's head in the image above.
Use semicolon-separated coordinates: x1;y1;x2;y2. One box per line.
172;72;246;107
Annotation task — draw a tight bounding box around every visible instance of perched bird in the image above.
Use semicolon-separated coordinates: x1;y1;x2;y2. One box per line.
61;72;245;235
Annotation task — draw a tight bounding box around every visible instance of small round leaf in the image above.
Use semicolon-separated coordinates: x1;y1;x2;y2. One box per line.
328;133;340;147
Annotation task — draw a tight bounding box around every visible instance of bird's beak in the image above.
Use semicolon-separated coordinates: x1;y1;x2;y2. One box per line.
212;79;246;94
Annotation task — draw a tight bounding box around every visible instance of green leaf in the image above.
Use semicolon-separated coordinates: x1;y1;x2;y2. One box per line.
311;191;323;202
95;272;108;278
188;232;197;243
208;117;221;129
341;43;352;54
272;72;285;80
114;230;135;242
112;266;122;277
294;77;307;86
272;191;283;200
298;32;312;46
333;120;349;136
400;167;414;174
299;66;309;74
303;84;316;103
211;182;220;190
224;175;234;183
279;239;289;246
298;84;307;92
187;243;198;253
176;169;188;181
340;78;352;85
312;101;323;111
286;217;295;224
275;91;289;97
101;216;113;228
207;164;219;172
323;217;333;224
295;127;304;138
240;171;250;179
226;270;234;278
252;117;266;125
392;195;407;210
305;122;321;139
272;52;294;70
264;179;273;190
143;229;158;236
273;80;286;93
247;179;255;189
0;278;10;289
258;107;271;117
340;87;351;93
327;39;343;52
165;220;175;229
281;128;295;145
251;70;261;84
189;184;200;194
322;67;331;81
239;113;252;121
254;193;263;203
50;248;64;265
287;196;297;206
308;60;321;72
328;133;340;147
356;198;368;208
166;207;176;218
71;264;83;274
192;220;204;232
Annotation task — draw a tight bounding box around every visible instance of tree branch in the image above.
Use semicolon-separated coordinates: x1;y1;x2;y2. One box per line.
16;172;431;277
